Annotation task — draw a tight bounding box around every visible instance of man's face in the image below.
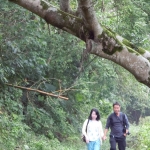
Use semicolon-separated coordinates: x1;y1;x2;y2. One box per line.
113;104;120;114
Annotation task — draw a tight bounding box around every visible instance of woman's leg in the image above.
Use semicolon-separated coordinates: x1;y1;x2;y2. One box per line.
94;139;100;150
87;141;94;150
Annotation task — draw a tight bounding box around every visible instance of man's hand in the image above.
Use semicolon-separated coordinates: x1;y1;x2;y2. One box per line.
123;133;127;136
103;129;108;141
124;129;129;136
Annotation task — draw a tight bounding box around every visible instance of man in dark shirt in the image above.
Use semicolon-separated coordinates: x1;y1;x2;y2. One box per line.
103;102;129;150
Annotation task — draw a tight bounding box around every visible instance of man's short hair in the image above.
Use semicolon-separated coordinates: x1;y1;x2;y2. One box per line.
113;102;120;107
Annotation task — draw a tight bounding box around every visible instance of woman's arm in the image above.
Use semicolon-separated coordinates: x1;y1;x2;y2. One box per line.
82;119;89;143
99;121;104;138
82;119;88;138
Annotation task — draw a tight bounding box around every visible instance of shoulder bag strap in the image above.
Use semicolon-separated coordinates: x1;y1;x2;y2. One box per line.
109;113;114;127
118;113;125;126
85;119;90;133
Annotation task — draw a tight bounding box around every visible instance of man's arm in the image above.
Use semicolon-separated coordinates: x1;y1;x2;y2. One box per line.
103;129;108;140
102;115;111;140
124;114;130;135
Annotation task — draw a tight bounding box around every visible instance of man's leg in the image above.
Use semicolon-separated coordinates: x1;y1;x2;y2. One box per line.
117;136;126;150
110;136;116;150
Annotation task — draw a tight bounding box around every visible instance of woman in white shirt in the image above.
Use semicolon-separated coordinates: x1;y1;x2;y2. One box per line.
82;108;104;150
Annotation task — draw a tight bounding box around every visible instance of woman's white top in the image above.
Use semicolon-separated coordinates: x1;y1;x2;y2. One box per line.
82;119;104;144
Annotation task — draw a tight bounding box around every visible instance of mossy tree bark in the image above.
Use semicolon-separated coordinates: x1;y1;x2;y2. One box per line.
8;0;150;87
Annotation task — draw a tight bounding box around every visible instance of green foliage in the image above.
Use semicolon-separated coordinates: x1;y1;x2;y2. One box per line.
96;0;150;49
0;112;84;150
137;117;150;149
0;113;30;149
125;117;150;150
0;0;150;149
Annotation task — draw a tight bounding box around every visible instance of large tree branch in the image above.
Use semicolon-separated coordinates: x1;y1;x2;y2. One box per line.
9;0;46;18
9;0;87;41
77;0;103;39
7;0;150;87
116;35;150;60
60;0;71;12
87;38;150;87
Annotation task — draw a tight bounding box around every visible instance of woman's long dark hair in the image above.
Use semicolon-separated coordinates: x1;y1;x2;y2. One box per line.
88;108;100;121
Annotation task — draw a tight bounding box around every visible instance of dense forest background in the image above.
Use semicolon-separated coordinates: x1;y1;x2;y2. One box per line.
0;0;150;149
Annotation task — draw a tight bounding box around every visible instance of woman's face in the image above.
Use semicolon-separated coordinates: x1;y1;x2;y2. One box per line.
91;111;97;120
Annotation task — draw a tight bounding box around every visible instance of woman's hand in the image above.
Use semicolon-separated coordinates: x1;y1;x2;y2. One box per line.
102;135;107;140
86;138;89;143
